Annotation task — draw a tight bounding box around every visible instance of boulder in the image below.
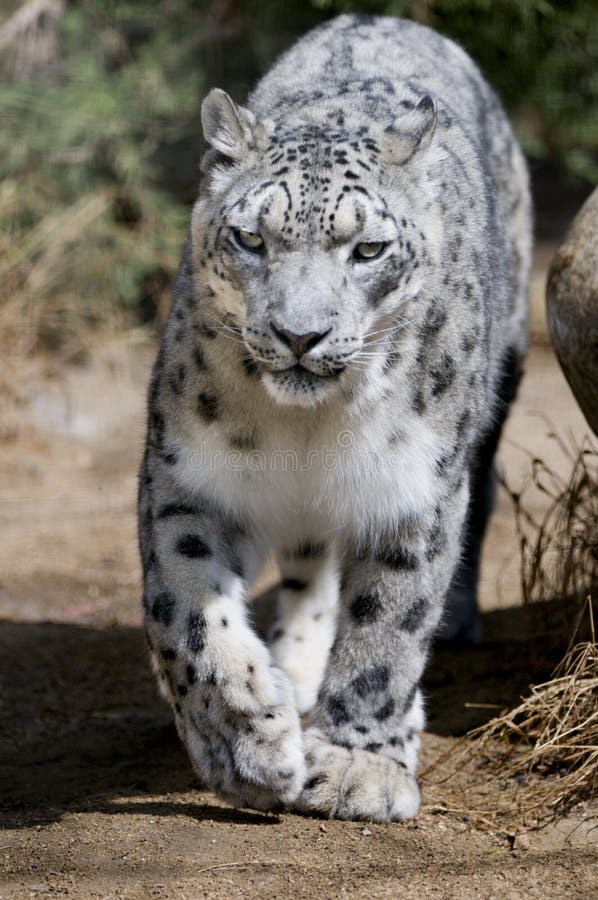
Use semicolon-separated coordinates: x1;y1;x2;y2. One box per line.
546;187;598;435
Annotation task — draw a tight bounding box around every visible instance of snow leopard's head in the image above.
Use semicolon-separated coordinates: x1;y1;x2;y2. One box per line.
191;89;439;407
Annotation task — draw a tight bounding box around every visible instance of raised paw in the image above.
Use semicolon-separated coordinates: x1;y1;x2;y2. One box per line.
181;664;305;811
293;729;420;822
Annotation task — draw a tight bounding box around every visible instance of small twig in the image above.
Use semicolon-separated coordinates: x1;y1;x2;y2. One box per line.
463;702;503;709
195;860;281;876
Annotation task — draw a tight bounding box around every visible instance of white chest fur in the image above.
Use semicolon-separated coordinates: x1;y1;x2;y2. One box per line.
172;406;440;549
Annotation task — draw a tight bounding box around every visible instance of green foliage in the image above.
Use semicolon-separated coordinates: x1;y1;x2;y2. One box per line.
0;0;205;356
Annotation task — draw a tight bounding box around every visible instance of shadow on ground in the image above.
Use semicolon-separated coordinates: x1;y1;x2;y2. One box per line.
0;605;570;831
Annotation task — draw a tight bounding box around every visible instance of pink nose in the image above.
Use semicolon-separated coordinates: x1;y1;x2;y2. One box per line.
271;324;330;358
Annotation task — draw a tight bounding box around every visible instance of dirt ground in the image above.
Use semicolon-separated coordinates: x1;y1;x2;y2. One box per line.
1;246;597;898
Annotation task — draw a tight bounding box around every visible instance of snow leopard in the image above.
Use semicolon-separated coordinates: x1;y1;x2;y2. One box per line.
138;14;531;822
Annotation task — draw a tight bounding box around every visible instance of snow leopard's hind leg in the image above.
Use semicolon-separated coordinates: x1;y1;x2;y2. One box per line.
268;543;339;715
439;347;523;643
439;134;531;643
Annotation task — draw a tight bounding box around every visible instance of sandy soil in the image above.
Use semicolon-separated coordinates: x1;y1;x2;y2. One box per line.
1;253;597;898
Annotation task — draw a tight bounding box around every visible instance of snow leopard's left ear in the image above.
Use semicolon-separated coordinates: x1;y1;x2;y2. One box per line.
382;95;437;165
201;89;263;167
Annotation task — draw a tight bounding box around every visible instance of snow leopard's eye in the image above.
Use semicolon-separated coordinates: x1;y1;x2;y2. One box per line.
234;229;265;254
352;241;388;262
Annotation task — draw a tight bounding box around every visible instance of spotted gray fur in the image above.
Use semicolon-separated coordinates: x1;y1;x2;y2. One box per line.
138;14;531;822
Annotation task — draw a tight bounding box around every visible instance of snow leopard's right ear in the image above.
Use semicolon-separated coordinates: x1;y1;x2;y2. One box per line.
201;89;260;168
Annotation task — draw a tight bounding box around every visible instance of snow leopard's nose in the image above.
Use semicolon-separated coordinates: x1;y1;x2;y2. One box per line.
270;323;331;358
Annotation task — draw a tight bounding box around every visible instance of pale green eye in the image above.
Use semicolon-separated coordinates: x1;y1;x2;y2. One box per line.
353;241;387;262
234;229;265;253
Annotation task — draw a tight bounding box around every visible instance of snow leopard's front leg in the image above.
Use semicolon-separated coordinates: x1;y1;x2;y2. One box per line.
139;452;304;810
295;485;468;822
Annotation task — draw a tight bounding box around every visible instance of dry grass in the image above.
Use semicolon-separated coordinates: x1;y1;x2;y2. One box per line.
424;602;597;835
424;436;598;834
505;431;598;626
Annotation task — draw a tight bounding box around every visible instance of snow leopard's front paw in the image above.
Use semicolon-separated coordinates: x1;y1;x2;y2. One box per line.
293;729;420;822
182;665;305;811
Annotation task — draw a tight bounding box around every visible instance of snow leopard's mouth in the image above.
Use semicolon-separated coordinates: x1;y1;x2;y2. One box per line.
262;363;344;406
271;363;343;385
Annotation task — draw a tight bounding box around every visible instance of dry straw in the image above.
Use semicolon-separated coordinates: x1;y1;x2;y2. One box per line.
423;434;597;834
423;598;597;834
507;430;598;622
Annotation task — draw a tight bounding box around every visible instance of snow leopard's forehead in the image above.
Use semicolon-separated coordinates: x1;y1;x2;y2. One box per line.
220;122;404;248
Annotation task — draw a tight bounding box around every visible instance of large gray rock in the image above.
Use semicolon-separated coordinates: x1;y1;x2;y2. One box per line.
546;187;598;435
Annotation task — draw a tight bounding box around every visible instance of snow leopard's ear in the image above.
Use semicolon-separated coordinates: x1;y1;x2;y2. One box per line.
201;89;260;167
382;95;437;165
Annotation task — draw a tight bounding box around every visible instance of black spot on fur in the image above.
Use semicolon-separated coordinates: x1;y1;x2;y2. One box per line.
353;665;390;698
421;304;447;339
460;332;476;353
241;355;260;376
375;543;419;571
402;684;418;714
328;695;352;726
157;503;198;519
197;321;218;340
426;514;445;561
374;698;395;722
160;646;177;662
399;598;428;633
168;363;186;395
382;348;401;374
187;608;207;654
350;592;382;624
456;409;471;437
160;449;178;466
411;388;426;414
150;409;165;448
193;345;208;370
365;742;383;753
227;549;244;578
186;664;197;685
430;352;456;397
176;534;211;559
151;591;176;627
197;392;219;422
229;432;257;451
